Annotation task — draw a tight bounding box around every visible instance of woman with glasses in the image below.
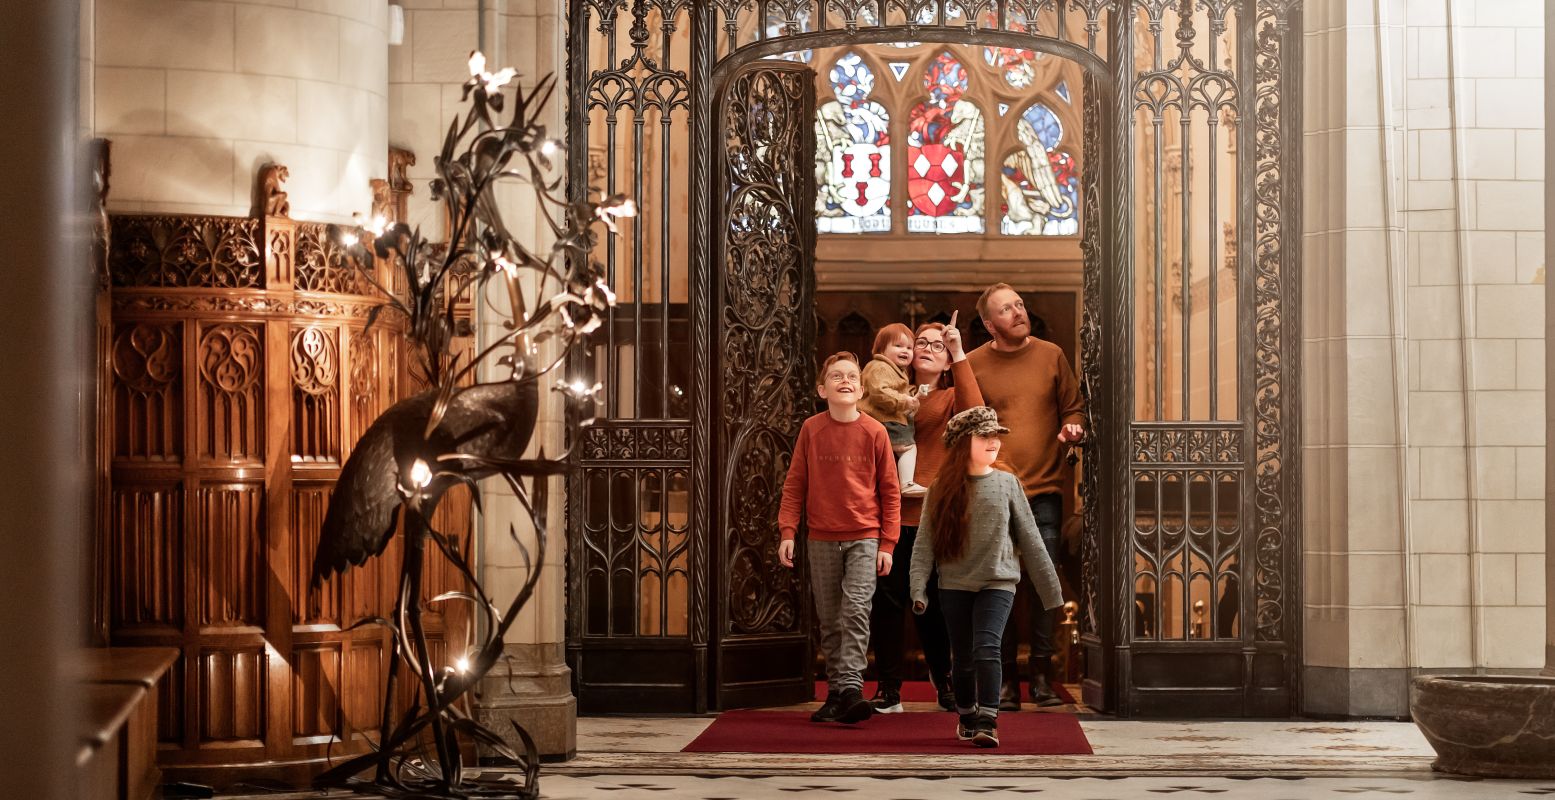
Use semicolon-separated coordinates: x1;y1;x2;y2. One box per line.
868;311;986;714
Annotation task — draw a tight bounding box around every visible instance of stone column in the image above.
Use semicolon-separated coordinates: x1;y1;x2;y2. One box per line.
94;0;389;221
1545;0;1555;680
458;0;577;760
0;0;89;796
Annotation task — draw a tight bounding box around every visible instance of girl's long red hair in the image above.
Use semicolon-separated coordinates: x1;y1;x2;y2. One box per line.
927;435;975;563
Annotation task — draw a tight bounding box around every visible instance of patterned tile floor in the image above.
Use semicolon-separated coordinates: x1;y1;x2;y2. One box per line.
216;699;1555;798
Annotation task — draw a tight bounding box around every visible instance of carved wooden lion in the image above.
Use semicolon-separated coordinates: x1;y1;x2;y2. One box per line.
259;163;291;218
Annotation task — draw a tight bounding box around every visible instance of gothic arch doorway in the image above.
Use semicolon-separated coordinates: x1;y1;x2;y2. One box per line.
565;0;1302;717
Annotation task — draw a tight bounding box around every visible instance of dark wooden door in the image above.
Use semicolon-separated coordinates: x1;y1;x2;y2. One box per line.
710;60;817;710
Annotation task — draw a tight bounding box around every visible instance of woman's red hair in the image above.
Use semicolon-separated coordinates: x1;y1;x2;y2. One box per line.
908;321;956;390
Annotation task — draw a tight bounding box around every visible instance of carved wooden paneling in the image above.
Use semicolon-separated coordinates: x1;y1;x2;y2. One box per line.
346;642;385;732
291;645;342;739
194;484;265;628
111;322;182;461
347;328;379;451
292;485;337;625
158;659;184;743
197;323;265;463
290;325;341;463
110;215;263;289
199;648;266;741
295;223;369;295
97;171;501;771
109;485;182;628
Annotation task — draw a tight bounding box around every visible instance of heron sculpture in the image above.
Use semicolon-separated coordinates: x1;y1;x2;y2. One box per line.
306;53;625;799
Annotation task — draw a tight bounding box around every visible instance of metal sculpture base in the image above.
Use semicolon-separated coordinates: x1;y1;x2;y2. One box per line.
313;510;542;800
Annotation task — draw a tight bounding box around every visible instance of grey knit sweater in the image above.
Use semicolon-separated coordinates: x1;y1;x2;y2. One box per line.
908;469;1064;611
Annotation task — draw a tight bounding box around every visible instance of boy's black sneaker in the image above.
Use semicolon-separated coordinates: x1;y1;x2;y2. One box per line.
836;687;874;724
811;690;844;723
972;717;1000;748
870;686;904;714
956;712;980;740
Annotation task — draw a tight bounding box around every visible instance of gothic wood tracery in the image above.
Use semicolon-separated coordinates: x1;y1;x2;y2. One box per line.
97;158;476;783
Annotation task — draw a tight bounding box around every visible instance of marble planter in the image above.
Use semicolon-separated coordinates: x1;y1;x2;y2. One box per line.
1410;675;1555;779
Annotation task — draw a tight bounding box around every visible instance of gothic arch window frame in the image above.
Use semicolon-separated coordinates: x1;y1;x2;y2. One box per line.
810;41;1087;239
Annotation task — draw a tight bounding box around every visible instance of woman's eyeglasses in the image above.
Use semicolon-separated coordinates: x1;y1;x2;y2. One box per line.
913;339;945;353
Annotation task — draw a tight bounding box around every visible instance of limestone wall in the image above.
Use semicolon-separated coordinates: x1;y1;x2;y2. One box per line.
93;0;389;221
1302;0;1547;716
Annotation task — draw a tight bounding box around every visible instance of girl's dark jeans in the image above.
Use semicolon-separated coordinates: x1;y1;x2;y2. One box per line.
938;587;1016;714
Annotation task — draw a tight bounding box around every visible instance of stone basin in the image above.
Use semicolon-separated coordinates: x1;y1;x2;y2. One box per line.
1410;675;1555;779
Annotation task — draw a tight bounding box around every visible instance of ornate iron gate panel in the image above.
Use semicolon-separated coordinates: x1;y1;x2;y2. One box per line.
566;0;1301;717
566;0;700;713
711;61;817;710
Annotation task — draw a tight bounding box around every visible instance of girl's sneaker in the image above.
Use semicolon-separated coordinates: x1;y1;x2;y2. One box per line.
972;717;1000;748
956;713;980;740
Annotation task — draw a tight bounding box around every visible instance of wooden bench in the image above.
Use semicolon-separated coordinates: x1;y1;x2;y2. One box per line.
76;647;178;800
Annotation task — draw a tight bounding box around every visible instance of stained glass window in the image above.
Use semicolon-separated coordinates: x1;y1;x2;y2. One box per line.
1000;103;1079;236
815;53;891;233
906;52;984;234
982;10;1040;89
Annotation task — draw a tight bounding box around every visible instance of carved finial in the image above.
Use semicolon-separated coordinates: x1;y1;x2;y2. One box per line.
92;138;112;289
388;147;416;193
370;178;393;223
258;162;291;218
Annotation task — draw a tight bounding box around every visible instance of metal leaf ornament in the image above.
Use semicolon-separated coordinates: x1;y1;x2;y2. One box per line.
309;52;624;799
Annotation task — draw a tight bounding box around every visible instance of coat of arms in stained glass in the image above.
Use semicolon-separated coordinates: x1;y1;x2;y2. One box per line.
815;52;891;233
906;51;984;234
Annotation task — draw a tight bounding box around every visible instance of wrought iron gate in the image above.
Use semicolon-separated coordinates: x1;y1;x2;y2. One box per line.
567;0;1301;717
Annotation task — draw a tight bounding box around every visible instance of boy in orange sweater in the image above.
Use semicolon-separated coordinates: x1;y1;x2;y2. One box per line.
778;352;901;724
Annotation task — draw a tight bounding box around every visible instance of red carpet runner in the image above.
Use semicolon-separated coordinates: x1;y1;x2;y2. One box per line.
682;709;1093;755
814;680;1078;706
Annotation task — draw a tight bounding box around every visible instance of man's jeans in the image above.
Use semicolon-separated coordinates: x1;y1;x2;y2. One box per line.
1002;493;1062;680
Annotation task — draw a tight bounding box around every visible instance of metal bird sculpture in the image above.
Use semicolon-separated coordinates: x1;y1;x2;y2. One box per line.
307;54;624;799
310;379;538;589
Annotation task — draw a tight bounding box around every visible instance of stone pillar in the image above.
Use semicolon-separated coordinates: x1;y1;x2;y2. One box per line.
1305;0;1549;715
0;0;89;796
1300;0;1413;717
1545;0;1555;680
94;0;389;221
452;0;576;760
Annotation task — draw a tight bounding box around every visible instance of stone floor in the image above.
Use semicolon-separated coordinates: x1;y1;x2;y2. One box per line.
217;700;1555;798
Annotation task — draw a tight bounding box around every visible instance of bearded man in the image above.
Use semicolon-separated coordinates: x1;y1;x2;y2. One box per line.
965;283;1085;709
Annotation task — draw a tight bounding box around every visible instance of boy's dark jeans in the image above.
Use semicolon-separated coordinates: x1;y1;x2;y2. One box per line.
869;524;952;690
1002;493;1063;680
939;587;1016;714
